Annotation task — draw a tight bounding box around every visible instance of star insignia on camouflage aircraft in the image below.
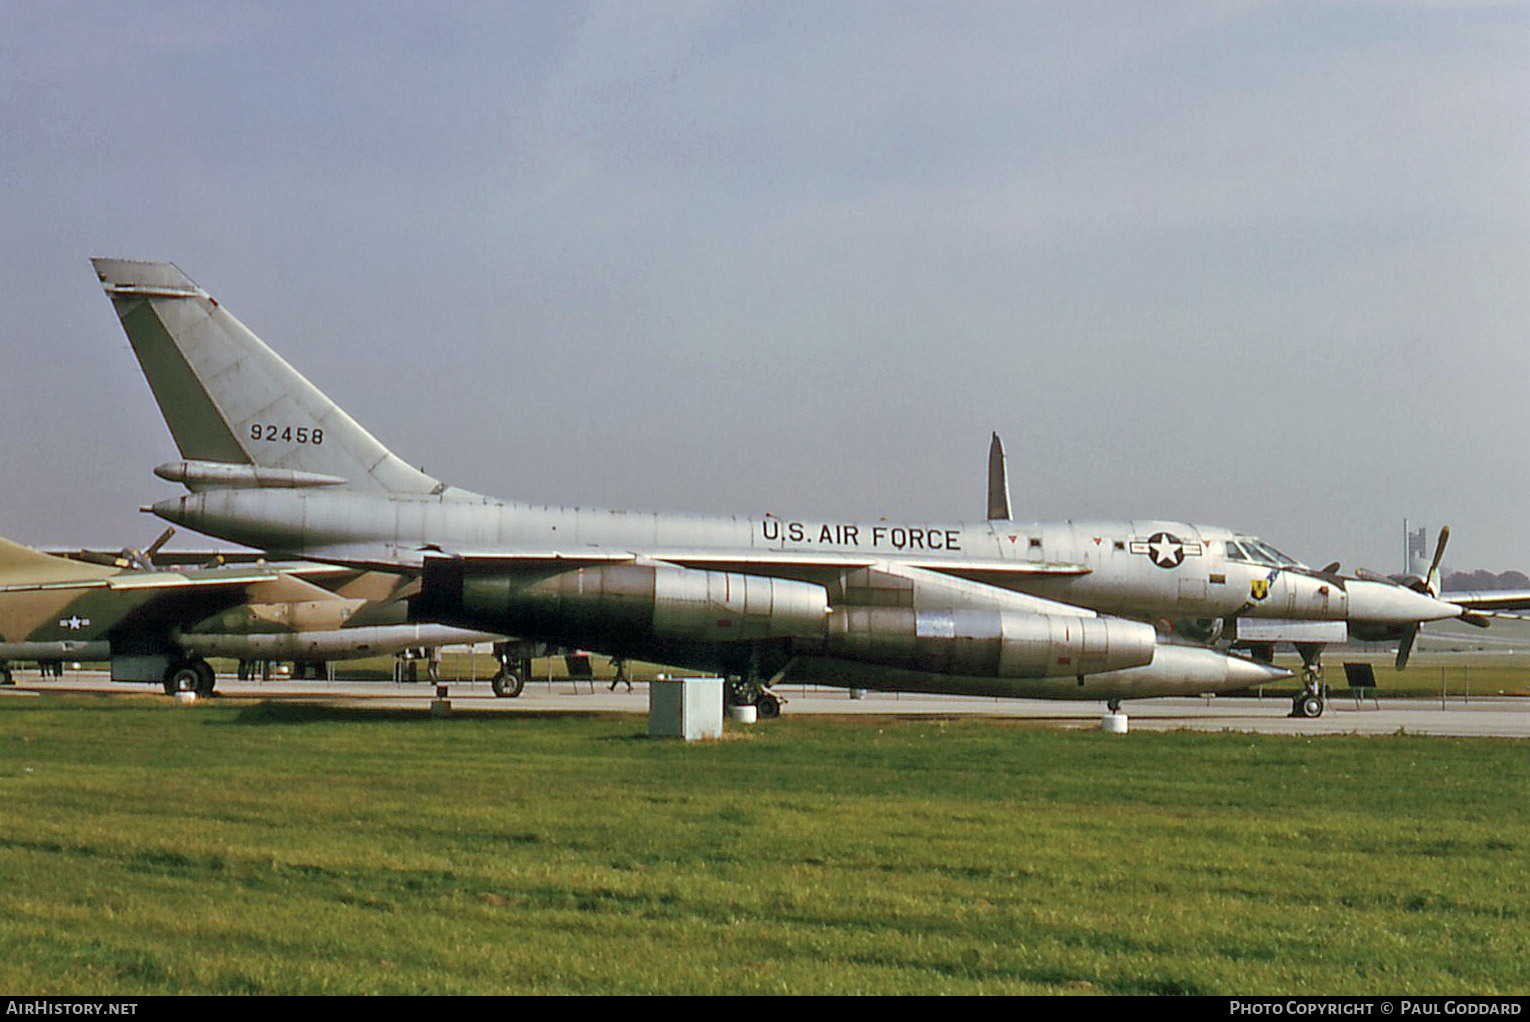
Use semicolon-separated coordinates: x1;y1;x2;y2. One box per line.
59;615;90;630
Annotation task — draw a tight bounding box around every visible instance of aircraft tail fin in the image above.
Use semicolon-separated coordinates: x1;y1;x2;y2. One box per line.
986;432;1012;521
0;537;115;585
90;259;441;495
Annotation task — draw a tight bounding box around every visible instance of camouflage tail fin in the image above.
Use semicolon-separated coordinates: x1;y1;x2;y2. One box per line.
90;259;441;495
0;537;114;585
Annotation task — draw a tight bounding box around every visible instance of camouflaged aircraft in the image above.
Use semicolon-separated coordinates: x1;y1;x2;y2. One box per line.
0;533;500;694
88;259;1471;717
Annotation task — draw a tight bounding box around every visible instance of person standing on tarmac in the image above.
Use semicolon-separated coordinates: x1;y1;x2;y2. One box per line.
608;658;632;692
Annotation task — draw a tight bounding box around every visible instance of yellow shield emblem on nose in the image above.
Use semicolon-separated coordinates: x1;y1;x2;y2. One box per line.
1250;579;1270;601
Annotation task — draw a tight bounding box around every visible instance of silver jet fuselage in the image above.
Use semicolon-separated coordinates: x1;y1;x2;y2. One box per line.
150;488;1457;635
93;258;1458;703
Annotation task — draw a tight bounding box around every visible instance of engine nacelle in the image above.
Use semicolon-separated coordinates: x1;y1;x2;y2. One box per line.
827;606;1157;678
414;559;831;646
414;558;1159;680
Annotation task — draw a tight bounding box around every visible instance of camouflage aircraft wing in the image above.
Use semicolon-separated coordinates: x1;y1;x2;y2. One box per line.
0;566;281;595
1;545;285;649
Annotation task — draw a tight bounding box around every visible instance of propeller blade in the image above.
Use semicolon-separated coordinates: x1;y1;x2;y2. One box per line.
73;550;128;568
1321;562;1341;575
1425;525;1450;597
122;526;179;572
1355;567;1398;585
143;527;176;561
1396;624;1419;670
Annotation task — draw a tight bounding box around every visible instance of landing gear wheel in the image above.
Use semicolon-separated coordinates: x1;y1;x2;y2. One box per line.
756;691;782;719
491;670;524;698
728;681;784;718
0;665;13;686
164;664;199;697
1289;644;1326;719
164;659;215;697
1293;692;1325;718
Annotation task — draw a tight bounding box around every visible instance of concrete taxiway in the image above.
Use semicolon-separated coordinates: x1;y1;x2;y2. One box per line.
5;670;1527;739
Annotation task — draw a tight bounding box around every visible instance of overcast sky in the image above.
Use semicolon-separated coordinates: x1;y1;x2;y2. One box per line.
2;1;1528;575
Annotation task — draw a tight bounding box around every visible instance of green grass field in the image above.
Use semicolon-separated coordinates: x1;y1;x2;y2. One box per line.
1;696;1526;995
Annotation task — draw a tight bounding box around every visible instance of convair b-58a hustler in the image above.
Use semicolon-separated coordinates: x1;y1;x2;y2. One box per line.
89;259;1471;717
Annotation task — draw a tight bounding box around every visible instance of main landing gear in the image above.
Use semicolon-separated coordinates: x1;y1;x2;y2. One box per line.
163;657;216;697
727;678;783;719
719;650;786;718
491;644;529;698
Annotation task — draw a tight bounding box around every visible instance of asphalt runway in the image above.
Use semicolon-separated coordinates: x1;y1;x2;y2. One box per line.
5;670;1527;738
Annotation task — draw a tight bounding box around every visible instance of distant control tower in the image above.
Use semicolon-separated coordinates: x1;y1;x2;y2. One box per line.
1405;520;1431;578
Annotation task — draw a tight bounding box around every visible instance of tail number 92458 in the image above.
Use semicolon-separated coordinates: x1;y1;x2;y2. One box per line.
250;424;324;444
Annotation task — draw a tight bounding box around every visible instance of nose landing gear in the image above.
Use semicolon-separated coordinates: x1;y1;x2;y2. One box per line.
1290;643;1326;718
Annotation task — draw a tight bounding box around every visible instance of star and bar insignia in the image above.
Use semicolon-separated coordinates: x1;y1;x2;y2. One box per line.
1129;532;1203;570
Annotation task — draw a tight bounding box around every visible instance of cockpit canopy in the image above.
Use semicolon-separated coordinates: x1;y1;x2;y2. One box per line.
1224;537;1303;569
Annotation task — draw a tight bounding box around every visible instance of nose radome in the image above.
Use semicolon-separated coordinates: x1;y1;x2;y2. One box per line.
1345;579;1463;627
